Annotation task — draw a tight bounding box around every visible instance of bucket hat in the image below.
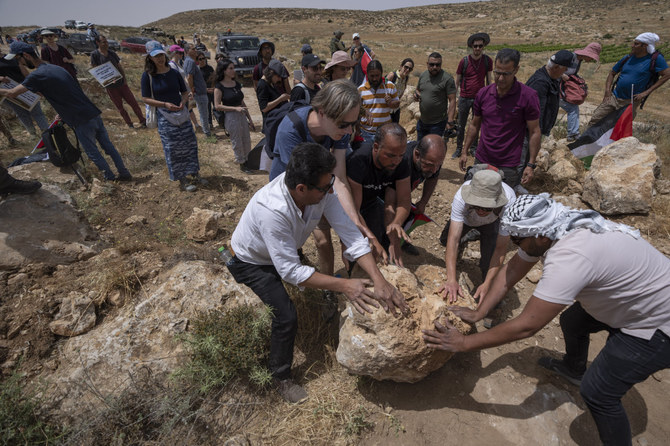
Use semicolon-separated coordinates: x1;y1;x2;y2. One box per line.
461;169;508;208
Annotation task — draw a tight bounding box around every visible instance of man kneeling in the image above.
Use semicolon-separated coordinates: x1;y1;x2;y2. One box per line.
227;142;409;403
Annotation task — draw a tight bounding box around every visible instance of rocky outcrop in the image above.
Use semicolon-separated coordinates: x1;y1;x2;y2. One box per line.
336;265;475;383
49;293;97;337
0;185;99;270
582;137;660;215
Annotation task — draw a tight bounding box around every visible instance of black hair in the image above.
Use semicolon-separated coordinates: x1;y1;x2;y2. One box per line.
144;53;169;75
400;58;414;67
495;48;521;67
367;59;383;73
374;123;407;146
428;52;442;60
215;59;234;83
285;142;336;189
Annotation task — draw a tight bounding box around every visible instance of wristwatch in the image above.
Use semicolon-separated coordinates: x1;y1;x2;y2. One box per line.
526;162;537;169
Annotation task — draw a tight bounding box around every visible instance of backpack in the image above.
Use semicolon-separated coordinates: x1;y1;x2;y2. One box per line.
460;54;493;89
262;101;310;159
41;122;81;167
560;74;588;105
612;51;662;109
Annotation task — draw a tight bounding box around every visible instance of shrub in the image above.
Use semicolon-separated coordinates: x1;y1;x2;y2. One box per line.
175;305;273;393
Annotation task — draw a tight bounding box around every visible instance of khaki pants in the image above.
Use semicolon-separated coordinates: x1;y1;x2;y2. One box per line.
587;95;639;127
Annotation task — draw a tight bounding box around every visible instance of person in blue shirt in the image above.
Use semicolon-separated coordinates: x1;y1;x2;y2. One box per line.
0;41;131;181
588;32;669;127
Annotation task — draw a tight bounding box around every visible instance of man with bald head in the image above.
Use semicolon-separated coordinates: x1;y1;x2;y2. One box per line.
385;134;446;255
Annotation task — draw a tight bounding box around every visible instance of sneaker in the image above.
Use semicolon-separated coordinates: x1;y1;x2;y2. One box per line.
273;378;308;404
566;135;577;143
240;163;253;174
538;356;583;386
401;242;420;256
128;123;134;129
0;178;42;195
117;173;133;182
461;228;480;243
179;178;197;192
191;174;209;185
451;149;462;159
139;121;147;128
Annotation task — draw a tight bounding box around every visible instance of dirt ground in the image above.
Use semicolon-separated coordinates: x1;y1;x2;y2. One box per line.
2;0;670;444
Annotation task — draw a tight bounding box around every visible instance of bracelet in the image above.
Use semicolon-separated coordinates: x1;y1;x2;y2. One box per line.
448;121;456;125
526;162;537;169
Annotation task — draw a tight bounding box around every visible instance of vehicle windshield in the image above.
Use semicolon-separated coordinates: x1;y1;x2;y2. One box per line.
224;38;260;50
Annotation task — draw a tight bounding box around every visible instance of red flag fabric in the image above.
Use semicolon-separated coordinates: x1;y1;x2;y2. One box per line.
610;104;633;141
360;49;372;75
33;118;60;152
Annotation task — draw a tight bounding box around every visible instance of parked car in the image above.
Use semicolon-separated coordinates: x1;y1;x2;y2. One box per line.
75;21;87;30
58;33;96;54
216;32;261;78
121;36;153;54
108;38;121;52
64;20;76;29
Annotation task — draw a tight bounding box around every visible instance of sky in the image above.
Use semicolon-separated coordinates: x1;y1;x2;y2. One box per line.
0;0;481;28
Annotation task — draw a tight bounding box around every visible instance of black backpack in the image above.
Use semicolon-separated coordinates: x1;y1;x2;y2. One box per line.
612;51;662;109
262;101;310;159
41;122;82;167
460;54;493;89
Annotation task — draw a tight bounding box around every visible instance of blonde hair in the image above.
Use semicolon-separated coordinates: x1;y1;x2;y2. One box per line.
311;79;360;122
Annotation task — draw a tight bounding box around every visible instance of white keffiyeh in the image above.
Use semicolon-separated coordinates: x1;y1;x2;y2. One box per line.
636;32;660;54
500;193;640;240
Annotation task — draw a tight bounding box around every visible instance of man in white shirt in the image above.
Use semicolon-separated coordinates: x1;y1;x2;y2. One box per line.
423;193;670;446
439;168;515;304
228;142;408;404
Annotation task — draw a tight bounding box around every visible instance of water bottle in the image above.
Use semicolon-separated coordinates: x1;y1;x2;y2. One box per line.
218;246;233;265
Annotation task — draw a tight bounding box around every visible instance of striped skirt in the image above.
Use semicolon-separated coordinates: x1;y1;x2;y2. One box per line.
224;111;251;164
157;112;200;181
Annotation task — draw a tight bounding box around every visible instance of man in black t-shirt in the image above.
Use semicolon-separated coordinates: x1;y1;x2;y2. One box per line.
290;54;324;104
347;123;412;266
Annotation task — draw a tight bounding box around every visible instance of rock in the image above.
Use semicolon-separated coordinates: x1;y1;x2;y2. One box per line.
406;101;421;120
526;267;543;284
536;148;550;171
655;178;670;195
582;137;659;215
552;194;586;210
563;179;583;195
42;261;262;419
184;207;222;241
49;294;97;337
547;159;578;182
0;185;99;270
89;178;114;199
7;272;28;286
336;265;475;383
124;215;147;226
223;208;236;218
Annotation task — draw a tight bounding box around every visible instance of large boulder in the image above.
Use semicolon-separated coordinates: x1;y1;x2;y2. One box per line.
336;265;475;383
582;137;660;215
0;185;99;270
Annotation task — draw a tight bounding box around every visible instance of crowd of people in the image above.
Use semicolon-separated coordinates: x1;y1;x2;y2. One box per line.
1;27;669;446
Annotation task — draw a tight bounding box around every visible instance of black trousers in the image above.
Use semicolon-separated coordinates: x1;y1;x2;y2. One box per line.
226;257;297;380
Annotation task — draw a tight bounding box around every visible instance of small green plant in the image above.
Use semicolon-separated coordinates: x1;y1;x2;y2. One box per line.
0;369;62;444
175;305;273;393
344;406;373;436
603;33;614;39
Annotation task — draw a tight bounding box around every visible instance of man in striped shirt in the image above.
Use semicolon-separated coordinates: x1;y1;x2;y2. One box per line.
358;60;399;144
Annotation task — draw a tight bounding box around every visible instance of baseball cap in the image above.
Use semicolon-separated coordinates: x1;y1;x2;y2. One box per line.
352;33;360;39
301;53;325;68
4;41;37;60
146;40;166;57
551;50;579;75
169;44;184;53
301;43;313;54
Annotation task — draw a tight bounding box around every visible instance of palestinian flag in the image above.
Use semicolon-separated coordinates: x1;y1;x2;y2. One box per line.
361;48;373;76
402;209;434;236
567;104;633;169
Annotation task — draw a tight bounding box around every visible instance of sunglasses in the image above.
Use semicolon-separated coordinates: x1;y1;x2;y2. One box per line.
472;205;494;212
472;44;484;48
353;37;360;40
337;120;357;130
493;70;515;77
428;62;441;67
311;174;336;194
403;65;413;71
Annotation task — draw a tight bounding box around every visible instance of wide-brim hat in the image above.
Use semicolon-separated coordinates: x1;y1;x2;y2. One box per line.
334;30;344;37
467;32;490;48
41;30;56;36
574;42;602;62
461;169;508;208
325;51;356;70
257;39;275;57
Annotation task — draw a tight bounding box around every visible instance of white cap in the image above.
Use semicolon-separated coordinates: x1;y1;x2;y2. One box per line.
352;33;360;39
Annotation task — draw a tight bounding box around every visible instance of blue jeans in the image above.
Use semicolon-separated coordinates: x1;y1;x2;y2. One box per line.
359;128;376;145
416;119;447;143
194;94;210;136
4;101;50;135
74;115;130;180
560;303;670;446
560;99;580;138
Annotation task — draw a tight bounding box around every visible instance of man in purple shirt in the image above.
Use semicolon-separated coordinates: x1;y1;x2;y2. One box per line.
459;49;541;187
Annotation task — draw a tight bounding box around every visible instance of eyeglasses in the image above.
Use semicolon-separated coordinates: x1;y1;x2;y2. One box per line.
353;37;360;40
428;62;441;67
493;70;515;77
337;120;357;130
472;205;494;212
472;44;484;48
402;65;413;71
311;174;336;194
